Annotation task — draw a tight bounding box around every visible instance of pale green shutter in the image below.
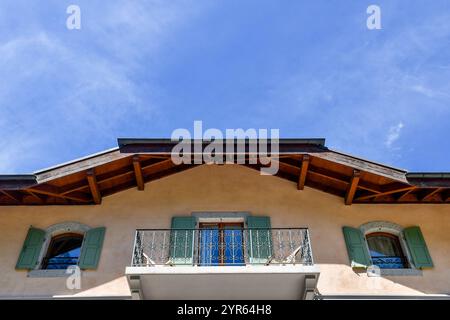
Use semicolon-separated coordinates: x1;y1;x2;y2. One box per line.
247;216;272;264
16;227;45;270
169;217;197;265
403;226;433;269
78;227;106;270
342;226;371;268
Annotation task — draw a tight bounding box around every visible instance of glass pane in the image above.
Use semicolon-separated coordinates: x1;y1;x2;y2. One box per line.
223;229;245;265
199;224;245;266
45;236;83;270
199;228;219;266
367;234;406;269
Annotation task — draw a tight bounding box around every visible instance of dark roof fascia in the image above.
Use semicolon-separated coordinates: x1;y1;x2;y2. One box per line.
117;138;328;154
118;138;326;146
0;175;37;190
406;172;450;188
406;173;450;179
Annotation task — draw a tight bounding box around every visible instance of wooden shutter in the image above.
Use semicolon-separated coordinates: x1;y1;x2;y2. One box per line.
78;227;106;270
403;226;433;269
246;216;272;264
16;227;45;270
342;226;371;268
169;217;197;265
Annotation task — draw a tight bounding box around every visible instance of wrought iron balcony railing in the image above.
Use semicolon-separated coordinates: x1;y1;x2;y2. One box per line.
131;228;314;267
42;256;79;269
371;256;408;269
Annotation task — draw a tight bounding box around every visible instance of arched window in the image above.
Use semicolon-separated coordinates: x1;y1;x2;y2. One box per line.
42;233;83;270
366;232;408;269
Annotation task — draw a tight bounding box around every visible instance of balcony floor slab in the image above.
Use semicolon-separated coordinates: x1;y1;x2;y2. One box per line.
126;265;320;300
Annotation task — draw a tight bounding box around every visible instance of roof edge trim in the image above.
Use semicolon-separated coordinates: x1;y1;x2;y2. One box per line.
33;147;119;175
117;138;327;148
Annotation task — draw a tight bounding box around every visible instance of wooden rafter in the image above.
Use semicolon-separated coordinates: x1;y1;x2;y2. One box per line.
27;184;91;203
133;156;145;191
420;188;444;202
396;187;417;201
61;165;133;195
297;155;310;190
345;170;360;205
304;165;380;194
87;169;102;204
59;157;175;196
142;158;177;177
276;161;300;176
443;190;450;202
277;158;381;194
355;186;415;201
26;191;46;203
0;190;22;203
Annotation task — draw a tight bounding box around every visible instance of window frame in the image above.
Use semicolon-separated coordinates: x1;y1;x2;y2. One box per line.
191;212;250;266
198;222;245;266
27;222;91;278
365;232;408;269
359;221;422;276
41;232;84;270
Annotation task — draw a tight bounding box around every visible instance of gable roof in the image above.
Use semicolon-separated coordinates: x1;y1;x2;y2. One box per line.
0;138;449;205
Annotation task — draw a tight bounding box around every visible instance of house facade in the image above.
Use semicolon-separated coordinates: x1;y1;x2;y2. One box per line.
0;139;449;299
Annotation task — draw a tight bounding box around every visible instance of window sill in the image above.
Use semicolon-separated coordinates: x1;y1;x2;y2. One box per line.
27;269;82;278
367;268;423;277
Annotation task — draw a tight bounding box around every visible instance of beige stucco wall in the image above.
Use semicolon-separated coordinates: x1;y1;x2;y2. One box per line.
0;164;449;298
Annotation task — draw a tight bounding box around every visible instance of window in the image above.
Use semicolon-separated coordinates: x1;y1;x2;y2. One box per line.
198;223;245;266
16;223;106;275
343;222;433;274
366;232;408;269
42;233;83;270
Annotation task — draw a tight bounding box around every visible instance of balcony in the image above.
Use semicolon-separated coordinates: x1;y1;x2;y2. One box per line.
126;228;320;300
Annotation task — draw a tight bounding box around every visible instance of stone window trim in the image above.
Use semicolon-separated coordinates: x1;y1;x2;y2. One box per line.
359;221;422;276
191;212;251;225
28;221;90;278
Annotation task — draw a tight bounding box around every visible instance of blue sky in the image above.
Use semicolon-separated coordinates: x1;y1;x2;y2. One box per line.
0;0;449;173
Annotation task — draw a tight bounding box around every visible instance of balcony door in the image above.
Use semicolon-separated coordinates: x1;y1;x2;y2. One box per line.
199;223;245;266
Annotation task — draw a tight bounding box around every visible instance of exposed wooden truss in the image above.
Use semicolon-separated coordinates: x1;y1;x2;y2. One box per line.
1;140;449;205
419;188;445;202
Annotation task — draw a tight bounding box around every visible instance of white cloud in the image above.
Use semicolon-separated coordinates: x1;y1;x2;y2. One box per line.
0;1;211;173
385;122;404;148
410;84;450;99
255;9;450;167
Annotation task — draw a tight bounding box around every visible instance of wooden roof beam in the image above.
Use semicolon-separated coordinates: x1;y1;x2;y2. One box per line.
141;158;177;176
396;187;417;202
420;188;445;202
345;170;361;205
133;156;145;191
87;169;102;204
280;160;382;194
27;184;91;203
444;190;450;202
0;190;22;203
26;191;46;203
60;158;176;196
356;186;415;201
298;155;310;190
